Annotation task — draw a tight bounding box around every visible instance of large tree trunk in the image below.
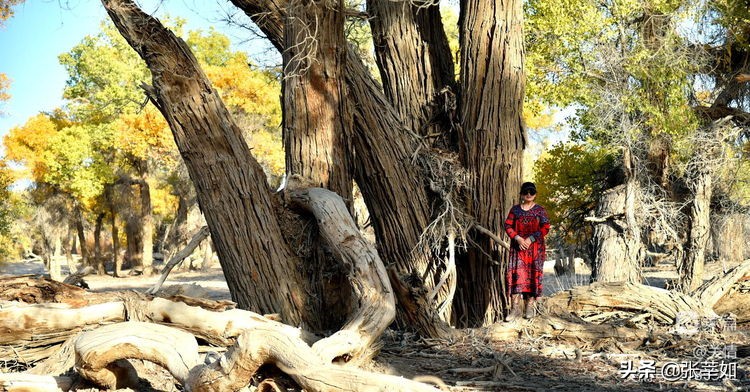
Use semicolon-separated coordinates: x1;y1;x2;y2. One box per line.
282;0;353;331
590;148;643;283
679;171;712;293
589;184;643;283
101;0;309;325
454;0;526;327
231;0;453;338
367;0;454;135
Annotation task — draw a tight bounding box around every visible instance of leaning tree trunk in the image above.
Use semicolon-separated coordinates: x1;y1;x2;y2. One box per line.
101;0;309;325
231;0;454;338
454;0;526;327
282;0;353;331
679;171;712;293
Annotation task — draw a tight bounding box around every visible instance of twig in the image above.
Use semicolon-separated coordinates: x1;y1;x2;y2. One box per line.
146;226;210;295
473;224;510;250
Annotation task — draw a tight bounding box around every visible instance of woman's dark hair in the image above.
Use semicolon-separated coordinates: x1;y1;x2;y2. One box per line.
520;182;537;195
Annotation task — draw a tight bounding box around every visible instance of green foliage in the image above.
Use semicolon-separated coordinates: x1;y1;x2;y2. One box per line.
533;142;620;244
525;0;701;142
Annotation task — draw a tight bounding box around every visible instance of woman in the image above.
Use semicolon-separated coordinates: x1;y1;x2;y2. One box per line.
504;182;550;321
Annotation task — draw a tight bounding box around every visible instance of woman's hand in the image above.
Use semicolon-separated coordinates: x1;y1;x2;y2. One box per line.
515;236;529;250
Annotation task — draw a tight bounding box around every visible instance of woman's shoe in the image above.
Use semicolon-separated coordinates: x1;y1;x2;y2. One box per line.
524;300;536;319
505;295;523;322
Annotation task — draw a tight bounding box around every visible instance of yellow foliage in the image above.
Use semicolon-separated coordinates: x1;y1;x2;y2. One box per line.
204;54;282;128
523;106;555;130
114;104;174;160
4;113;58;180
247;129;285;178
150;180;178;218
0;73;10;104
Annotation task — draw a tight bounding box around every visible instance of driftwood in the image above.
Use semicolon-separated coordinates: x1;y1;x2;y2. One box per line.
74;322;200;389
0;374;73;392
146;226;210;295
61;266;94;288
187;327;440;392
544;281;716;325
694;258;750;308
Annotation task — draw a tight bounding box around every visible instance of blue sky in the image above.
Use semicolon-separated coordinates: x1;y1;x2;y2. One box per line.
0;0;276;145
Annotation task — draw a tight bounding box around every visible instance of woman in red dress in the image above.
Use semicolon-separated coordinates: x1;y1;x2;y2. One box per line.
504;182;550;321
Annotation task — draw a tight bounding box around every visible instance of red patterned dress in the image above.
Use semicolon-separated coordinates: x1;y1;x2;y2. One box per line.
504;204;550;297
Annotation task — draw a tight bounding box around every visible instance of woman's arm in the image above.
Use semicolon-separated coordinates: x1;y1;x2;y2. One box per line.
504;208;519;239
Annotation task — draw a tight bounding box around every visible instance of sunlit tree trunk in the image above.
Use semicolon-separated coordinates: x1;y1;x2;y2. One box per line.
454;0;526;327
282;0;352;330
680;171;712;292
102;0;309;325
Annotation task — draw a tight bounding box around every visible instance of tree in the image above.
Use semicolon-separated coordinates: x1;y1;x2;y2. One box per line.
100;0;526;340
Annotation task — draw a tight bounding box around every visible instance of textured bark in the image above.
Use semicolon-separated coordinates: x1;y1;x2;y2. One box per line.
694;258;750;309
283;0;353;330
101;0;308;324
231;0;450;338
74;322;200;389
186;328;438;392
680;172;712;293
544;281;716;325
367;0;454;134
454;0;526;327
283;0;351;202
589;184;643;283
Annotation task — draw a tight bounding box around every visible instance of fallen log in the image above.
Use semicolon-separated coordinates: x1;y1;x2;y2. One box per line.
0;374;72;392
74;322;200;389
485;314;650;345
544;281;716;325
693;258;750;308
186;327;440;392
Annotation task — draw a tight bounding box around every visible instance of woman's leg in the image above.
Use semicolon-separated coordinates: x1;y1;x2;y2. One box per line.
506;293;523;321
524;295;537;319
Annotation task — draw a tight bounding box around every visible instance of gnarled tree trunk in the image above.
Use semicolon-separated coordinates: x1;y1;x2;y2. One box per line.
454;0;526;327
231;0;454;338
282;0;353;331
589;184;643;283
101;0;309;325
680;171;712;293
